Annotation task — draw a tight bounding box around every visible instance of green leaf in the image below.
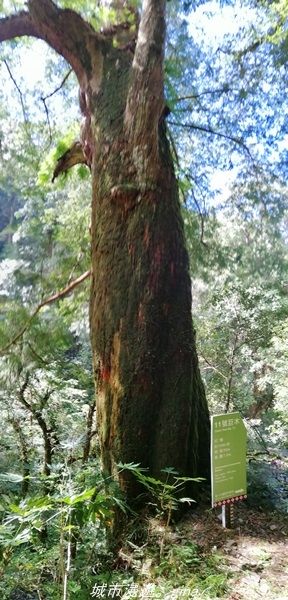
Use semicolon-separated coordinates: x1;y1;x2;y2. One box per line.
161;467;179;475
63;488;96;505
178;497;196;504
0;473;24;483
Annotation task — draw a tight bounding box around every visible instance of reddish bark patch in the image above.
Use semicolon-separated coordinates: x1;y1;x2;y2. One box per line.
162;302;169;316
84;139;93;166
148;269;158;292
144;225;150;249
148;240;166;292
138;303;145;326
153;243;163;266
101;364;111;383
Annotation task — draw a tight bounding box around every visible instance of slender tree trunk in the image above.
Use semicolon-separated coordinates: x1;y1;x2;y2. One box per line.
225;333;238;413
70;400;97;560
82;400;97;463
10;418;30;496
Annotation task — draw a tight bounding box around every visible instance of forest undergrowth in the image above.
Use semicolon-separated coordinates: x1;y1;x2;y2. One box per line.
1;459;288;600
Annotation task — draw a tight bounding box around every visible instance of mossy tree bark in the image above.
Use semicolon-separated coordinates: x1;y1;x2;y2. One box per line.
0;0;210;513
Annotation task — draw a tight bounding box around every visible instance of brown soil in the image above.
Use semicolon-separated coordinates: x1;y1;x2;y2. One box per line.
180;503;288;599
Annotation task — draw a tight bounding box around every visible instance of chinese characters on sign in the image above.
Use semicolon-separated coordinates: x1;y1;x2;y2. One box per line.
211;412;247;507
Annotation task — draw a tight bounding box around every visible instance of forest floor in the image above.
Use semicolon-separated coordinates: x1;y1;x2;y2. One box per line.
179;502;288;599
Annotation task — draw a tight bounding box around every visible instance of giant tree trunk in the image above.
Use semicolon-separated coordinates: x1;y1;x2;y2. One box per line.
90;121;208;482
0;0;210;515
88;50;210;501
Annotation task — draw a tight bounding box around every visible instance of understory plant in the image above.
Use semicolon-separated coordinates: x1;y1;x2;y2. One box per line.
0;464;126;600
118;463;204;555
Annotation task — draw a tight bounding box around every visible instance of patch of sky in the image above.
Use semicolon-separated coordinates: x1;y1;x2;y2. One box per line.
187;0;287;204
188;0;258;49
0;38;79;127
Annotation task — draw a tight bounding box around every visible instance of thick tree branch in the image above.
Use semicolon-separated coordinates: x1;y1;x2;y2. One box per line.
133;0;166;73
0;1;105;93
0;270;91;355
0;11;39;41
124;0;166;160
52;141;88;182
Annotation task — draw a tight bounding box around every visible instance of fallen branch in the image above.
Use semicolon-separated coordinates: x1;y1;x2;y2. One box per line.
0;269;91;354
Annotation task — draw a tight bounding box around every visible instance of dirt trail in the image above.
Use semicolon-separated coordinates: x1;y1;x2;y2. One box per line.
180;505;288;599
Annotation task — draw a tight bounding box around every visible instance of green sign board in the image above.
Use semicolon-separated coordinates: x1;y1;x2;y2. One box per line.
211;412;247;507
